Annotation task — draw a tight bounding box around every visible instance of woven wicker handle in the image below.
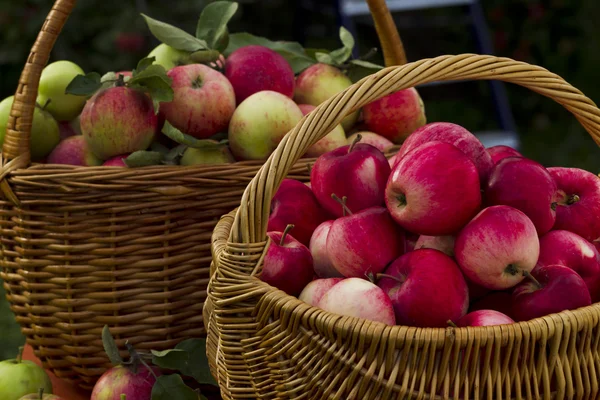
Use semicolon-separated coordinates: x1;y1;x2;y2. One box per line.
228;54;600;248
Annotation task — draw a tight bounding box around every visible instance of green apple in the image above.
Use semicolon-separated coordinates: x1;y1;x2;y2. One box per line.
0;348;53;400
294;63;359;131
0;96;60;161
228;90;303;160
19;388;64;400
180;142;235;165
37;60;86;122
148;44;192;71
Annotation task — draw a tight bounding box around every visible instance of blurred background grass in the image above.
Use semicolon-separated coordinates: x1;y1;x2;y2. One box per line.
0;0;599;360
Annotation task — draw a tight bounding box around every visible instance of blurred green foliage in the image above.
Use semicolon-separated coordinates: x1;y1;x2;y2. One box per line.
0;0;599;361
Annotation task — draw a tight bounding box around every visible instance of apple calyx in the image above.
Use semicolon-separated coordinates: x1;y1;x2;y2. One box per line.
280;224;295;246
446;320;458;328
523;270;543;289
192;75;204;89
567;194;581;205
551;202;558;211
348;133;362;154
331;193;352;216
396;193;407;207
504;263;521;276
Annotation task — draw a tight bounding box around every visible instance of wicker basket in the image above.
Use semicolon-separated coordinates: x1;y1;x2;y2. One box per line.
205;16;600;400
0;0;362;389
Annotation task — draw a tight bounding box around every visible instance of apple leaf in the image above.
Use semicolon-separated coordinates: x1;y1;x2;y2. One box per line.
304;47;330;59
328;27;355;65
195;1;238;52
150;141;170;155
141;13;208;52
162;121;226;150
164;144;188;165
101;71;118;83
101;325;123;366
128;64;174;112
315;52;335;65
225;32;316;73
174;338;217;386
65;72;102;97
135;57;157;75
151;349;189;370
124;151;165;167
189;50;222;64
347;59;385;83
151;375;199;400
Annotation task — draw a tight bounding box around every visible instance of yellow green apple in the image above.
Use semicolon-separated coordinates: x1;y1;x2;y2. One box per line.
148;44;191;71
37;60;86;121
180;142;235;165
0;348;53;400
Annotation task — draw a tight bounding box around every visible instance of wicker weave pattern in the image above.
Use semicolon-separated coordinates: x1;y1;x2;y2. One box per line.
207;55;600;399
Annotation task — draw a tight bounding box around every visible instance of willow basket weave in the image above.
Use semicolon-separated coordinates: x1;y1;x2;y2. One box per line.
206;54;600;399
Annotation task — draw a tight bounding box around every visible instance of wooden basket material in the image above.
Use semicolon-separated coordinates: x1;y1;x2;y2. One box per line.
0;0;406;390
207;54;600;400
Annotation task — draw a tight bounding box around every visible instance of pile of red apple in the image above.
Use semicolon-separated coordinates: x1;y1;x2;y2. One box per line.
261;122;600;328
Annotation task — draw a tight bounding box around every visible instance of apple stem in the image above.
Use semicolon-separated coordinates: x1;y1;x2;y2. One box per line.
331;193;352;216
567;194;580;205
376;273;404;284
38;388;45;400
16;345;24;363
116;73;126;87
41;98;51;111
523;270;543;289
280;224;295;246
447;320;458;328
348;133;362;154
121;394;127;400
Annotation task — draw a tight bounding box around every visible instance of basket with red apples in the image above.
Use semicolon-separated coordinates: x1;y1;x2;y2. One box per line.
207;54;600;399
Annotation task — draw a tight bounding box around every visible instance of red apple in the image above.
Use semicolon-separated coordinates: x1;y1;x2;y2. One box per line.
261;225;314;296
47;136;103;166
309;220;343;278
161;64;236;139
362;88;427;144
102;154;129;167
310;140;391;217
414;234;455;257
385;141;482;235
511;264;591;321
486;145;522;164
548;167;600;242
404;231;419;253
377;249;469;327
298;104;347;157
318;277;396;325
395;122;494;183
535;230;600;302
485;157;558;235
327;206;405;278
469;291;514;317
298;277;343;306
91;364;161;400
347;131;395;153
267;179;329;247
455;205;540;290
225;45;295;104
466;278;491;302
387;152;399;168
455;309;514;327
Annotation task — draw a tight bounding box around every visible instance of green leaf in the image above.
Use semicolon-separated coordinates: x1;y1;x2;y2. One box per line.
124;151;164;167
162;122;225;150
347;60;385;83
164;144;188;165
305;47;330;60
328;27;355;65
339;26;355;51
141;13;208;52
349;59;384;70
150;141;170;155
225;33;316;73
100;71;118;83
195;1;238;52
175;338;217;386
102;325;123;366
65;72;102;97
128;64;174;110
151;348;189;370
151;375;198;400
315;52;335;65
189;50;222;64
135;57;156;74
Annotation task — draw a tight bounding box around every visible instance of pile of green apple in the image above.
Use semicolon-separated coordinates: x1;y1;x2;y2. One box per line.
0;1;427;168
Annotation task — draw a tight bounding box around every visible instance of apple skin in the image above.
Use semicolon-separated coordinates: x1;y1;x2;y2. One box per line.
362;88;427;144
180;142;235;165
511;264;591;322
395;122;494;184
90;364;162;400
469;290;514;317
58;115;82;140
102;154;129;167
347;131;395;153
0;96;60;161
535;230;600;302
317;277;396;325
465;278;491;301
80;86;157;160
261;230;314;296
378;249;469;327
148;43;191;70
414;234;455;257
455;309;514;327
267;179;329;247
385;141;482;236
18;394;64;400
229;90;303;160
37;60;86;121
327;206;405;278
0;357;53;400
297;104;347;157
298;277;343;306
404;231;419;252
486;145;522;164
161;64;236;139
548;167;600;242
455;205;540;290
485;157;558;235
47;136;103;166
294;63;359;131
309;220;343;278
311;143;391;217
225;45;295;104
